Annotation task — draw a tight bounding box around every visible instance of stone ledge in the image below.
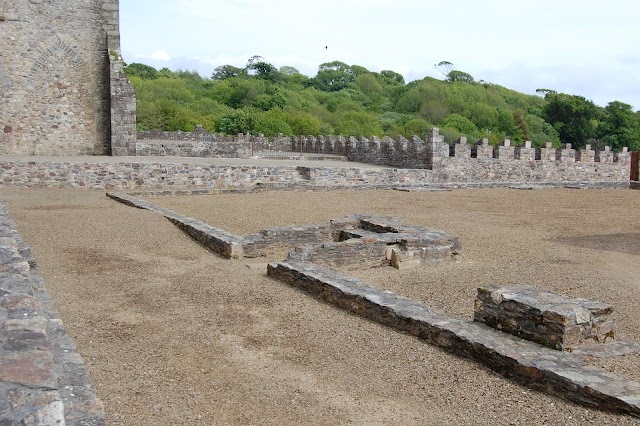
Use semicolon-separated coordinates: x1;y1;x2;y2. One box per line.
0;202;105;425
267;261;640;418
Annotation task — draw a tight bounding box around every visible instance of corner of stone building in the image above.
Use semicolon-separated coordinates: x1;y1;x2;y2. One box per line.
107;30;137;156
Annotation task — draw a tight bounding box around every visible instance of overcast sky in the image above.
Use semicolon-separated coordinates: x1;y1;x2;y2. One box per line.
120;0;640;110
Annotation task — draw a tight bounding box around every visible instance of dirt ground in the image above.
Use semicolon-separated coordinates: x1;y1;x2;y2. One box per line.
2;187;639;425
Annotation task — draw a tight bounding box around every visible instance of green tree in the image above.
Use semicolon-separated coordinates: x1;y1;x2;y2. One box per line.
246;57;282;82
434;61;455;76
465;104;499;130
124;63;159;80
209;78;267;109
379;70;405;86
543;93;597;148
212;65;247;80
350;65;371;77
513;111;530;143
282;111;322;135
596;101;640;150
403;118;432;136
535;88;556;97
310;61;355;91
129;59;566;147
419;100;450;124
279;66;301;75
395;89;423;113
216;109;255;134
447;70;475;83
335;111;383;137
440;114;478;135
355;74;383;97
253;109;293;136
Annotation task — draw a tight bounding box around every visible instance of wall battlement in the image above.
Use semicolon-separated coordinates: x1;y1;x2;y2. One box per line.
135;128;633;185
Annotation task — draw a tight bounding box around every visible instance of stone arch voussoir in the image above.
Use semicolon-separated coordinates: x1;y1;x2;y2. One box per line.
27;35;90;91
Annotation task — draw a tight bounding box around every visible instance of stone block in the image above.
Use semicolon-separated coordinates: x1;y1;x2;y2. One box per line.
474;285;615;350
557;144;576;163
597;146;615;163
515;141;536;161
389;249;422;270
577;145;596;162
475;139;494;159
538;143;557;162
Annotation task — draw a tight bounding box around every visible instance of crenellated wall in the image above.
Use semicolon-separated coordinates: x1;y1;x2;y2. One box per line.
344;129;631;184
134;128;632;185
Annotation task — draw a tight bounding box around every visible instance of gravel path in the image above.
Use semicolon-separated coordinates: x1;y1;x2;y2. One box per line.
2;187;639;425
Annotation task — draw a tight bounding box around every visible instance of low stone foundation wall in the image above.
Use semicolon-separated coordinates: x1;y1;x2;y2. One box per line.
107;191;640;417
267;261;640;418
436;157;629;184
0;203;105;425
107;193;461;271
106;192;245;259
0;160;309;190
287;239;390;270
243;223;334;258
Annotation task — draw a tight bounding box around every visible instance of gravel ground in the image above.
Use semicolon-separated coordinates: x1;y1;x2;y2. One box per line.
2;187;639;425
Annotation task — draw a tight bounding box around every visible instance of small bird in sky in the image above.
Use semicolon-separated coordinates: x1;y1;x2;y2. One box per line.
325;46;328;49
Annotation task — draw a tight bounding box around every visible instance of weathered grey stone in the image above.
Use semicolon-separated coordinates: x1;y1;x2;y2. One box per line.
267;261;640;418
475;285;616;350
0;0;134;156
109;194;463;271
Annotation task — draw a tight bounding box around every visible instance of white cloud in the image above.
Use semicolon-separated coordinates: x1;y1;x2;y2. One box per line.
150;50;171;62
120;0;640;109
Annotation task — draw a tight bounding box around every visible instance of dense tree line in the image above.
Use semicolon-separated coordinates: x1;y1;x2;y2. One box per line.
125;58;640;150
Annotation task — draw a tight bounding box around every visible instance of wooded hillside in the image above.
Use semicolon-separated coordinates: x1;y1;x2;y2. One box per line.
125;58;640;150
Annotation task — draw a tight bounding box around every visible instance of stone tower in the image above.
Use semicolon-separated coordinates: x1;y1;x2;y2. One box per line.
0;0;136;156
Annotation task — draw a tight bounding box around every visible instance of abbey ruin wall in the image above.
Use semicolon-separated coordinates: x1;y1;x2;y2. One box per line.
0;0;135;155
134;128;632;186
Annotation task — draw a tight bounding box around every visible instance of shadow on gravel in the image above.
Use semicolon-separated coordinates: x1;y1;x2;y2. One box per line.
555;233;640;256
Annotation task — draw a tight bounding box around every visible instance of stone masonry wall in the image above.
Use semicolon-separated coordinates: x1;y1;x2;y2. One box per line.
345;131;631;185
0;160;310;190
0;0;134;155
475;285;616;350
137;129;632;185
108;31;137;156
0;159;632;190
